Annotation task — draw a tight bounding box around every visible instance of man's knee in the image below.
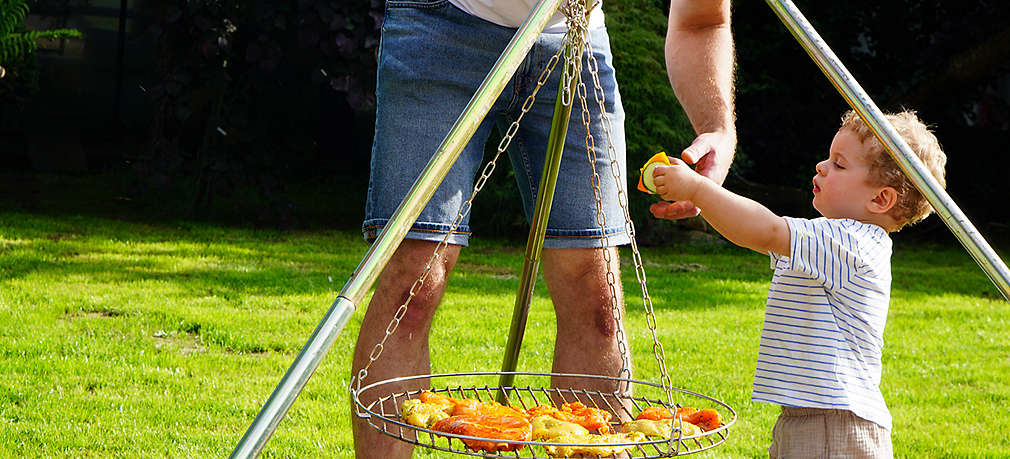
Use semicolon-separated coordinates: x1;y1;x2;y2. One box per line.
544;248;624;338
548;248;611;280
372;240;459;333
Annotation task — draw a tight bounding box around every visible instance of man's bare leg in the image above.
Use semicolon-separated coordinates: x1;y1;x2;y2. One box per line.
351;240;461;459
542;247;631;413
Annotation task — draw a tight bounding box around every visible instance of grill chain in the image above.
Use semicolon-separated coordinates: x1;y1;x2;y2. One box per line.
564;0;676;420
355;3;681;455
353;39;569;391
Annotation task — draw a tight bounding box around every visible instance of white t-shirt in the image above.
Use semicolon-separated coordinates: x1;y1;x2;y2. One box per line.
448;0;605;33
753;217;893;430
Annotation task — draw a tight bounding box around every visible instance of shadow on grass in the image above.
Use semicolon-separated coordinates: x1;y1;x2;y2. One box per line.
0;171;369;231
3;181;1004;328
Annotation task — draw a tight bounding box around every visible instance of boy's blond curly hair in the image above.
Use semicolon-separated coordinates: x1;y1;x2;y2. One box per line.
840;110;947;229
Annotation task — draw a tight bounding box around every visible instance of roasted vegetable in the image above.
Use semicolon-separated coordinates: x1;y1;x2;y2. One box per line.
637;151;672;194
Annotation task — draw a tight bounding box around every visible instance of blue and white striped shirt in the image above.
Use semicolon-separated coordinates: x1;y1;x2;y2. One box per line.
752;217;893;430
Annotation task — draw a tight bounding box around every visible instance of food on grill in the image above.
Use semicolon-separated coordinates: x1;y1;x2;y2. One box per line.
629;406;722;432
637;151;672;194
635;406;672;421
430;415;532;452
418;391;455;415
399;391;722;454
400;399;450;428
417;391;525;417
544;431;647;457
684;408;722;432
529;415;590;440
621;418;702;438
452;397;527;417
526;402;612;434
635;405;697;421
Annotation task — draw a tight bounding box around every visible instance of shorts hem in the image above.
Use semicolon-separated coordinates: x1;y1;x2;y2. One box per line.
362;220;471;247
362;220;630;249
542;229;630;249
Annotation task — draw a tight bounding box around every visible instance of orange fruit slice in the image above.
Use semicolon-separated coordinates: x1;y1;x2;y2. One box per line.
637;152;671;194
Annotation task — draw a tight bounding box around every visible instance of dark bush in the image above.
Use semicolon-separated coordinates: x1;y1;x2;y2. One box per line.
731;0;1010;235
130;0;1009;240
137;0;382;225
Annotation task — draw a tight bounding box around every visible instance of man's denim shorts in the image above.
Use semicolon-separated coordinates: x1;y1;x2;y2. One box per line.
363;0;631;249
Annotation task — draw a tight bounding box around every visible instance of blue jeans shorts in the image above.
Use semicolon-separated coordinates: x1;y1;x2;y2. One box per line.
363;0;630;249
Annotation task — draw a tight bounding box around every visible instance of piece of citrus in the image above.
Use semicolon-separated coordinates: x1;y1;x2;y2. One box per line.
637;152;672;194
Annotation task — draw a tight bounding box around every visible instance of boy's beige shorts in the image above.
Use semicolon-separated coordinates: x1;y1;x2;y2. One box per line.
769;406;893;459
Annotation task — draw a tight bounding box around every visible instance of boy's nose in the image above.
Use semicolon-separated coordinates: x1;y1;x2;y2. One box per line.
815;160;827;175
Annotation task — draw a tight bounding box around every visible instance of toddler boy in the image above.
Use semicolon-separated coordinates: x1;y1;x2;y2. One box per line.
650;110;947;458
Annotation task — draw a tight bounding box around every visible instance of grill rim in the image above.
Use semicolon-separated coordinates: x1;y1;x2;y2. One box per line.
350;371;737;458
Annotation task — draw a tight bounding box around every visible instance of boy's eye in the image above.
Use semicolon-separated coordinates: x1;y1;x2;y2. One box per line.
833;161;845;169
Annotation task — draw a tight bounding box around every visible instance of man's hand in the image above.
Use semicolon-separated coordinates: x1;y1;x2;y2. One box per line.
682;130;735;186
650;130;735;220
660;0;735;221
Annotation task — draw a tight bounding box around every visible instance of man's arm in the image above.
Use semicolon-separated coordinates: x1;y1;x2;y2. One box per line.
653;159;790;256
652;0;736;220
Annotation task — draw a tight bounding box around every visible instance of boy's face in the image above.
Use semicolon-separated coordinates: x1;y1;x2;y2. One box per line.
812;128;881;220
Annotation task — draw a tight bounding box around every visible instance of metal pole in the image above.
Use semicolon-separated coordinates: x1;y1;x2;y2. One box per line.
766;0;1010;301
230;1;564;457
229;297;355;459
340;0;564;306
497;38;584;404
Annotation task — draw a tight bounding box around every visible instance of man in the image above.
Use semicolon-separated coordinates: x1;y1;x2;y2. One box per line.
352;1;735;456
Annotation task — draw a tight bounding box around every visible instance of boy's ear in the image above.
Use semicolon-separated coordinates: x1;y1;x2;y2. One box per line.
868;186;898;214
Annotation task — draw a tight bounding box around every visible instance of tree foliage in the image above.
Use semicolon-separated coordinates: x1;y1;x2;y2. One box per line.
129;0;1009;232
0;0;80;104
137;0;382;224
0;0;80;63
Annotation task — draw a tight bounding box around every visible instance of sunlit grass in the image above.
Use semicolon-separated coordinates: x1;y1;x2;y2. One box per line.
1;212;1007;457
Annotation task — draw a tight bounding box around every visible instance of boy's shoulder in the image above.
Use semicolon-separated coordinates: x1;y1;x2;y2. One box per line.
777;217;893;284
785;216;888;239
783;217;892;258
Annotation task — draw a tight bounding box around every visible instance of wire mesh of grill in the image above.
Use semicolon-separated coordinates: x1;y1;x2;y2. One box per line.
351;372;736;458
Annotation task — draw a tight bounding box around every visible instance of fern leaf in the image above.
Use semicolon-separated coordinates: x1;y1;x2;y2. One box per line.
0;33;36;64
0;1;30;36
0;0;80;66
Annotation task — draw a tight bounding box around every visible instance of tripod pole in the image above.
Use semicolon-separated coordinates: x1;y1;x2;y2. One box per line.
230;0;565;457
766;0;1010;301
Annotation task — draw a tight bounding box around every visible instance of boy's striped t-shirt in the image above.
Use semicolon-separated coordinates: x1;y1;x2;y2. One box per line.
753;217;893;430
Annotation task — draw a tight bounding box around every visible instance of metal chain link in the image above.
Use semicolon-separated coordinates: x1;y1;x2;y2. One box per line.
579;34;680;453
559;2;636;392
353;38;571;392
563;2;676;435
355;10;678;449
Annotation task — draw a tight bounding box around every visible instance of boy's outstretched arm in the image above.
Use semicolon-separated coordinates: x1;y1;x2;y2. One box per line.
652;159;790;256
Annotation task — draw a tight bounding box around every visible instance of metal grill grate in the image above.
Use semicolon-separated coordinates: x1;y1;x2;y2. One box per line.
351;372;735;458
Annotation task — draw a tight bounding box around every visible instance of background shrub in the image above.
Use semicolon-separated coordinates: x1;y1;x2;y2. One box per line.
135;0;382;225
3;0;1007;242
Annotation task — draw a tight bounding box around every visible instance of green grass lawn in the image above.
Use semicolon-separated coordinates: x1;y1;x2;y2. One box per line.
1;211;1007;458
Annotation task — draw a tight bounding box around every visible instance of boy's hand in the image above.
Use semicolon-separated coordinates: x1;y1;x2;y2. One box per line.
653;158;703;199
649;158;703;220
650;131;735;220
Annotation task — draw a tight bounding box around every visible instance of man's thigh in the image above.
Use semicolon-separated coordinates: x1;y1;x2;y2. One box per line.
364;2;516;246
505;25;630;250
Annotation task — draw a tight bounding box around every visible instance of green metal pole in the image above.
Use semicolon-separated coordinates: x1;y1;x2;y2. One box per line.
229;1;564;457
496;38;585;404
340;0;564;307
765;0;1010;301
